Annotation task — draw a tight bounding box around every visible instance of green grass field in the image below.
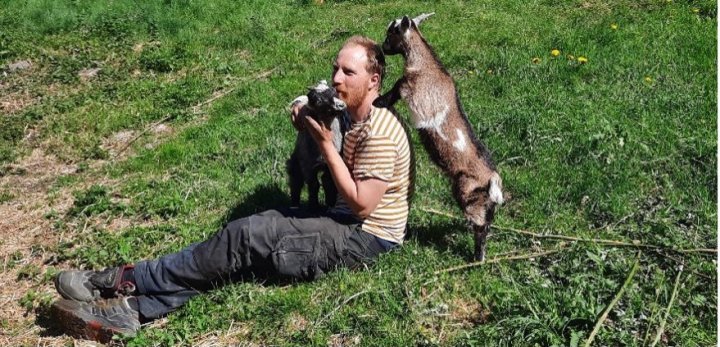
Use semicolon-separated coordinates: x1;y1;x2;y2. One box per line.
1;0;716;346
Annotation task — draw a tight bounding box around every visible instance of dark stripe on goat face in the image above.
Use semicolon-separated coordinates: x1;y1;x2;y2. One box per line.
464;186;488;207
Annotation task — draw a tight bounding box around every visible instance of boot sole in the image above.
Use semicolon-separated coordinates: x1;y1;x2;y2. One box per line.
51;300;133;343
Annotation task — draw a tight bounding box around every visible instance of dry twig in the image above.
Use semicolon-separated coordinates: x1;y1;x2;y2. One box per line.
649;265;684;347
434;245;570;275
583;251;641;347
417;207;717;255
113;113;173;158
314;290;370;328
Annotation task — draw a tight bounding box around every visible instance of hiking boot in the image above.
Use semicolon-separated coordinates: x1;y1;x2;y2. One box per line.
55;265;136;302
51;297;141;343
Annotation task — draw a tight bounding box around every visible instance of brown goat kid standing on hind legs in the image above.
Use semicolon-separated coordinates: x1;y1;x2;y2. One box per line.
374;13;503;261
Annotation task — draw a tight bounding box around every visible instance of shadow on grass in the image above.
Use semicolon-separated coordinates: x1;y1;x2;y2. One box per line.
222;183;292;223
408;218;476;260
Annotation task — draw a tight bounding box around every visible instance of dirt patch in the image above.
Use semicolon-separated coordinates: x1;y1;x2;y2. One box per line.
100;122;177;158
0;147;162;345
328;333;361;347
0;89;37;114
284;312;309;333
101;130;137;157
0;149;77;345
449;298;490;326
192;322;253;347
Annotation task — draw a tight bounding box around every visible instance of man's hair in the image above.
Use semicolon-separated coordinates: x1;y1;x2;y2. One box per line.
342;35;386;88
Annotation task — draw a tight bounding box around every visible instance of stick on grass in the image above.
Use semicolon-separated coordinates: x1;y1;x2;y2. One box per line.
649;264;684;347
583;251;641;347
434;245;569;275
417;207;717;255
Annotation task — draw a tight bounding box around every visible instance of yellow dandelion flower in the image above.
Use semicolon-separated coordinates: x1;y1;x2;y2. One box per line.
577;56;588;64
644;76;653;83
692;8;700;13
532;57;541;64
551;49;560;57
611;23;618;30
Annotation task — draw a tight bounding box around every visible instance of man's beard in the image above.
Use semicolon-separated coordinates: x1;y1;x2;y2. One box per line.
338;87;366;112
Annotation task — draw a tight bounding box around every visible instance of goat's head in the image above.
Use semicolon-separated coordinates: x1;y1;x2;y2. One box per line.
382;13;434;55
306;80;346;122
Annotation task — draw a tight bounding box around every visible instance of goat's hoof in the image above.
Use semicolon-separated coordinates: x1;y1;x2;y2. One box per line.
372;98;388;108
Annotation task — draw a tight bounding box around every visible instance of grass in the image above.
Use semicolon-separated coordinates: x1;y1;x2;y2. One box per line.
0;0;716;346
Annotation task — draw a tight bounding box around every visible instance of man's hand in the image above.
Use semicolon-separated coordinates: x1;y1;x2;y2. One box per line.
290;103;307;131
303;116;334;149
289;95;309;131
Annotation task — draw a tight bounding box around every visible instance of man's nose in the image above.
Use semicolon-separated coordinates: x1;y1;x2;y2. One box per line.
332;71;343;86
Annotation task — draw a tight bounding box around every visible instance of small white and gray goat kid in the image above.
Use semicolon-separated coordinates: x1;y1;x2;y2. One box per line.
375;13;504;261
287;80;349;210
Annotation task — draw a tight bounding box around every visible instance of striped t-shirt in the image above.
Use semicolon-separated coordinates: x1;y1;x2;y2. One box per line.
332;106;413;244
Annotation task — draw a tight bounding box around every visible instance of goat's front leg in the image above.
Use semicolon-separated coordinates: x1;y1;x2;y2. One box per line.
373;77;405;108
471;199;497;261
287;154;303;208
320;168;337;208
306;175;321;211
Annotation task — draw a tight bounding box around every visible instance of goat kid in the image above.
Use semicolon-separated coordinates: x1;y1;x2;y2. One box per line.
287;80;349;210
375;13;503;261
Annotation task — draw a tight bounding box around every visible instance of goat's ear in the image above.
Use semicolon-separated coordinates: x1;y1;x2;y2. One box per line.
332;97;346;111
400;16;411;32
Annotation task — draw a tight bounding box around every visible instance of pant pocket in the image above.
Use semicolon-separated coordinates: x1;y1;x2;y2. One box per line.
272;233;323;280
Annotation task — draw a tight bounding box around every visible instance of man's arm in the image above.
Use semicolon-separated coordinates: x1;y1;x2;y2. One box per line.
303;116;388;218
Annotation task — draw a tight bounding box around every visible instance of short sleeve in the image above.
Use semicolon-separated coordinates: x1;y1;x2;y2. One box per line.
352;135;397;182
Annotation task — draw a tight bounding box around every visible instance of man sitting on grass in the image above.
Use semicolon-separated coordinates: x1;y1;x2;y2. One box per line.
50;35;413;343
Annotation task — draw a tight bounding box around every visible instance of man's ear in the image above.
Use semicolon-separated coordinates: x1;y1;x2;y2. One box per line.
369;73;380;91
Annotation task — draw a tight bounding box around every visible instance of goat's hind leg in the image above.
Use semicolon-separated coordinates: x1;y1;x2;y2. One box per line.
454;175;496;261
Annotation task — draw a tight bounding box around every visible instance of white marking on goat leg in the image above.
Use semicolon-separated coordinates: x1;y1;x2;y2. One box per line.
416;105;449;140
452;128;467;151
489;173;504;205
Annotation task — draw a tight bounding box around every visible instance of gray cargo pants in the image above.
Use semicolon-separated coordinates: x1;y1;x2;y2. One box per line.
132;208;397;319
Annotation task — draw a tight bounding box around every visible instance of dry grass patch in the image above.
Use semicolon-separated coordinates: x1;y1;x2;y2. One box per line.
0;148;78;346
449;297;491;327
0;89;37;114
192;322;254;347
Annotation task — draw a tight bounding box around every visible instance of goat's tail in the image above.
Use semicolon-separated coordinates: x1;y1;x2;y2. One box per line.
489;172;504;205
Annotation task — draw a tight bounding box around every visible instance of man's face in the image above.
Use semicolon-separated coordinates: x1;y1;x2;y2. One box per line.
331;44;375;111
